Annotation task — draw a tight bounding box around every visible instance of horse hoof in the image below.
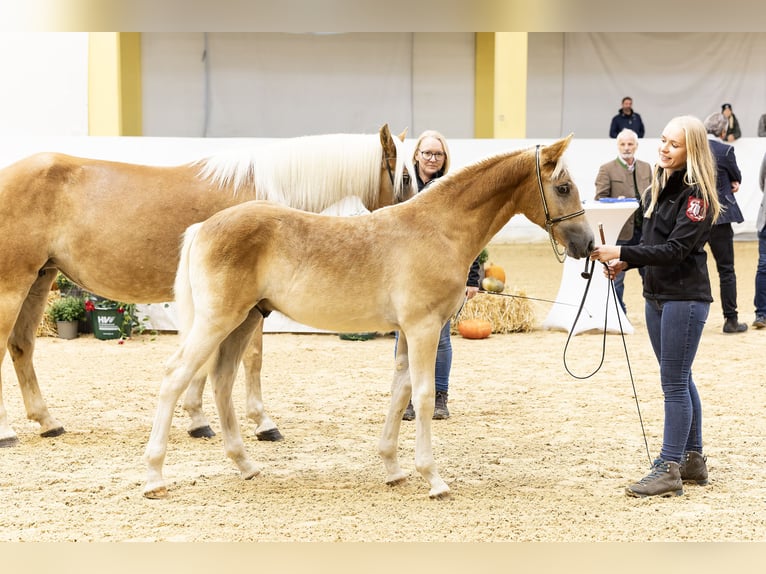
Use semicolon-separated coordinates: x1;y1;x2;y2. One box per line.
429;489;451;500
188;426;216;438
256;428;284;442
143;486;168;499
0;435;20;448
385;471;408;486
40;427;66;438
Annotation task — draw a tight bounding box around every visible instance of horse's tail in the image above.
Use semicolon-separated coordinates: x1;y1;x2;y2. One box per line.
174;222;203;341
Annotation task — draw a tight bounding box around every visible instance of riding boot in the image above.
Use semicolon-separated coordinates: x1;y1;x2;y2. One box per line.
625;459;683;498
402;399;415;421
433;391;450;420
679;451;709;485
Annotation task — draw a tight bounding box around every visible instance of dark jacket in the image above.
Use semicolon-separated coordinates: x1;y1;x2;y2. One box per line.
416;168;481;287
620;170;713;303
708;136;743;225
609;109;645;138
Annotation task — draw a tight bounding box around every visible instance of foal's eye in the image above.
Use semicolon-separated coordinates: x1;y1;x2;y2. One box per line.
402;173;411;186
556;183;571;194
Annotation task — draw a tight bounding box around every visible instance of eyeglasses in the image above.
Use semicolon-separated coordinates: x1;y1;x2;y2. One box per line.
419;150;445;161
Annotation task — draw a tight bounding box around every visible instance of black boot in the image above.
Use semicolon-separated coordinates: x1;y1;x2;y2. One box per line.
723;317;747;333
626;459;683;498
433;391;450;420
402;399;415;421
679;451;708;485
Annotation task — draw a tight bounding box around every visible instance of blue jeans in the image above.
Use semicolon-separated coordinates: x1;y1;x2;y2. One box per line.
754;226;766;317
394;322;452;393
644;299;708;462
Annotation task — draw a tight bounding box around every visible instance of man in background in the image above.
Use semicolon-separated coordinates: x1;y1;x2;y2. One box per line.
609;97;645;138
594;128;652;313
704;112;746;333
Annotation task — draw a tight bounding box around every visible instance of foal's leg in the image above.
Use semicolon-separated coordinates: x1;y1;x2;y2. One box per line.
404;327;450;498
144;326;231;499
378;333;411;485
210;314;263;479
6;269;65;440
242;317;283;441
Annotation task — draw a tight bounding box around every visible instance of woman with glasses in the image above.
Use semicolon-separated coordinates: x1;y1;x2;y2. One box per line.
400;130;482;421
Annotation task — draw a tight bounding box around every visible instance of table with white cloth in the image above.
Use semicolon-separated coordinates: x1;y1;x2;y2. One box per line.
542;198;640;335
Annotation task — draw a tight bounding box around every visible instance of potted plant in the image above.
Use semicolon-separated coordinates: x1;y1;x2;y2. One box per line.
47;296;86;339
85;295;137;340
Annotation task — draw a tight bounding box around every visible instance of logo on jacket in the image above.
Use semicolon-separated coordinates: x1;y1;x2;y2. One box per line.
686;197;706;222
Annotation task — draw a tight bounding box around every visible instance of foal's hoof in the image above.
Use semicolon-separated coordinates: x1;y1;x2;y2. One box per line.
188;425;216;439
0;435;20;448
256;428;284;442
143;486;169;499
40;426;66;438
429;490;451;501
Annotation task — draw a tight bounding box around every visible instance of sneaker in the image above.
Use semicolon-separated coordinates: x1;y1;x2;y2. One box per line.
753;315;766;329
402;399;415;421
679;451;708;485
626;458;683;498
433;390;450;420
723;318;747;333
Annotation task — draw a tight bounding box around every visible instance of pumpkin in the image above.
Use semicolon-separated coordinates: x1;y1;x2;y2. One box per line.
485;263;506;284
458;319;492;339
481;276;505;293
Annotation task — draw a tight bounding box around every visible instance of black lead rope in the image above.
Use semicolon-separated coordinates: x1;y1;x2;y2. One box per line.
562;258;652;465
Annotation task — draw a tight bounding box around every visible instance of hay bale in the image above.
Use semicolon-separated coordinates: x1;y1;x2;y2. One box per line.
451;287;536;334
37;292;61;337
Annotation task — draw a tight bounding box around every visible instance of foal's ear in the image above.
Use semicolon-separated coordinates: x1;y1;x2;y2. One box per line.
380;123;396;157
542;133;574;163
397;127;408;142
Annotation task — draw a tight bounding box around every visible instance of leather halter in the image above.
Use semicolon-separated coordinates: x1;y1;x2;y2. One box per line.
535;144;585;263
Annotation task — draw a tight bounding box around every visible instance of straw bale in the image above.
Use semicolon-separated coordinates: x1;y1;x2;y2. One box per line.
451;287;536;334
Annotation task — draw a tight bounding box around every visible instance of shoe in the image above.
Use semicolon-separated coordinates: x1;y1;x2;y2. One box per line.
625;458;683;498
753;315;766;329
679;451;708;485
433;390;450;420
723;318;748;333
402;399;415;421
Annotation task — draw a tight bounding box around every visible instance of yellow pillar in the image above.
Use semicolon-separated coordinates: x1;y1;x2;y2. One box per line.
493;32;527;139
474;33;495;138
88;33;142;136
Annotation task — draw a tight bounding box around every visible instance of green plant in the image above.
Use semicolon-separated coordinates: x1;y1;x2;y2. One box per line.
47;296;86;322
478;247;489;266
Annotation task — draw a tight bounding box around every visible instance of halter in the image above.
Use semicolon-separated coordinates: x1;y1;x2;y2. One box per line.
535;144;585;263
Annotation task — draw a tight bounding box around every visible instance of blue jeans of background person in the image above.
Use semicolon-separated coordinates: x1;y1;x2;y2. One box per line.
754;226;766;317
644;299;708;463
394;321;452;393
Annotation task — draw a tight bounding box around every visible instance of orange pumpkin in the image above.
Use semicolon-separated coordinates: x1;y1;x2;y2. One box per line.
485;263;506;284
458;319;492;339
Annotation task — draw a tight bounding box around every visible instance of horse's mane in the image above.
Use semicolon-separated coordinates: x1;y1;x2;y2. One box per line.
194;133;386;212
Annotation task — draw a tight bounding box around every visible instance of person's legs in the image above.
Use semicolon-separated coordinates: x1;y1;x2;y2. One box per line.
754;226;766;327
433;322;452;419
629;299;708;497
709;224;744;332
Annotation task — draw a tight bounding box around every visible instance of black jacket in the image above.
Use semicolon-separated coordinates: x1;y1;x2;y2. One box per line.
708;137;743;225
609;109;645;138
620;170;713;303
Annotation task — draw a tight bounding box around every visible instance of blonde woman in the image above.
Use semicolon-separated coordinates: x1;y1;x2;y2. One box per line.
399;130;480;421
591;116;720;498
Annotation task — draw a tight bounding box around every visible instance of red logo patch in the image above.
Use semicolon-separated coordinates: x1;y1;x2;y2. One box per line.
685;197;706;222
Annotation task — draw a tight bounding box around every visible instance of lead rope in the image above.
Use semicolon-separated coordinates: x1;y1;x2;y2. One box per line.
562;258;652;465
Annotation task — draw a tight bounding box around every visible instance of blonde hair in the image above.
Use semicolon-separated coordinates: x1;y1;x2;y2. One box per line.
645;115;720;223
412;129;451;175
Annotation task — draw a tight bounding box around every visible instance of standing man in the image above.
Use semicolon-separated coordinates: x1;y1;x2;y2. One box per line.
594;128;653;313
704;112;746;333
609;97;645;138
753;150;766;328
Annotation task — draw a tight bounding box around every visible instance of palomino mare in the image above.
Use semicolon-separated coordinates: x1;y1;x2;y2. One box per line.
0;124;414;448
143;134;594;500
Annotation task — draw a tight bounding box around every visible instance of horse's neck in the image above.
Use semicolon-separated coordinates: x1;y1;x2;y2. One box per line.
428;152;533;253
